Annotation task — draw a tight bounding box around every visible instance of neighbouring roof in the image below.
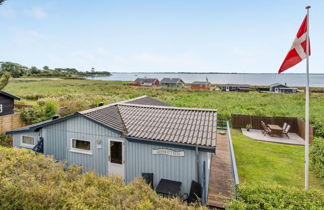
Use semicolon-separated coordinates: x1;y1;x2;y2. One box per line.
192;81;210;85
277;87;297;90
7;96;217;149
270;83;288;88
161;78;184;84
135;78;159;84
219;84;250;87
0;90;21;100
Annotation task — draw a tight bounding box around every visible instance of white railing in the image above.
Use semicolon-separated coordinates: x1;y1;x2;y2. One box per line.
226;121;239;185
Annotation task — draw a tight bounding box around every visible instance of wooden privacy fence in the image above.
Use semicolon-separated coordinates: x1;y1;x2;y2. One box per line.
14;104;34;109
232;114;314;143
0;113;25;134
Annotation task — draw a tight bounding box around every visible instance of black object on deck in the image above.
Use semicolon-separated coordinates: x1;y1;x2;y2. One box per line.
142;173;154;189
184;180;202;203
156;178;182;197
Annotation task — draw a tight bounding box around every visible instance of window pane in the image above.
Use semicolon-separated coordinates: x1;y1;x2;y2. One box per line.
110;141;122;164
22;136;34;145
72;139;90;151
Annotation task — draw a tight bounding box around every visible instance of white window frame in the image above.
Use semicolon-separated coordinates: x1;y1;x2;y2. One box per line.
69;138;92;155
0;104;3;113
21;135;36;148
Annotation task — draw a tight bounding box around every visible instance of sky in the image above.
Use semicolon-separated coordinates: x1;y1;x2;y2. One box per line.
0;0;323;73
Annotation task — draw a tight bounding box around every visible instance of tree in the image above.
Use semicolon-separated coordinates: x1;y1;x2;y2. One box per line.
0;62;27;78
43;66;49;71
30;66;41;74
0;72;11;90
0;0;6;5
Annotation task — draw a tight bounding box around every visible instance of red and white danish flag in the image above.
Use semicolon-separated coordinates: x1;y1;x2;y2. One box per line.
278;15;310;73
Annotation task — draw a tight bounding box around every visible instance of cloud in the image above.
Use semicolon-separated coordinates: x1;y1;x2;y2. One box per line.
25;7;47;20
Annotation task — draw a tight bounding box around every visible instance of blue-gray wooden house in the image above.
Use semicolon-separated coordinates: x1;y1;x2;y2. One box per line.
0;90;20;116
6;96;217;202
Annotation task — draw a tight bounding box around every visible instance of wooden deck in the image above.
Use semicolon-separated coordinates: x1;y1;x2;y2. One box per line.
207;133;234;209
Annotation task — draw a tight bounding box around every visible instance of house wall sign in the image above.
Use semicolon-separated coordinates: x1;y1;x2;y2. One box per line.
152;148;184;157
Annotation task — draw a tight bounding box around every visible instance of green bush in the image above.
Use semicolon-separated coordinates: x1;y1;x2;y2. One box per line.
0;135;11;147
0;146;196;209
20;100;58;124
228;184;324;209
310;138;324;178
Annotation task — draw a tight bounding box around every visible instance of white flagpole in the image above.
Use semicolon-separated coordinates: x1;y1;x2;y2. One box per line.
305;5;311;191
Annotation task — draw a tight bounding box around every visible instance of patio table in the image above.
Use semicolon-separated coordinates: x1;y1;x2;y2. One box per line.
155;179;182;197
267;124;283;137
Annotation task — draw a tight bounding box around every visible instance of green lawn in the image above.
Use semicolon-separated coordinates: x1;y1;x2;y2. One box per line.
232;129;324;191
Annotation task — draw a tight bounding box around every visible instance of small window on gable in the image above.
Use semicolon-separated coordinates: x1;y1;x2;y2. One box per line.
22;136;35;146
72;139;91;151
0;104;3;113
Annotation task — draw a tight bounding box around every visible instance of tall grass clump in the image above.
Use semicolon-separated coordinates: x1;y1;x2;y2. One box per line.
0;146;197;209
19;100;58;124
228;184;324;209
310;138;324;178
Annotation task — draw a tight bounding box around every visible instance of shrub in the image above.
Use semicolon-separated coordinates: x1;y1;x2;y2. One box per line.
0;135;11;147
56;96;91;116
0;146;195;209
228;184;324;209
310;138;324;178
20;100;58;124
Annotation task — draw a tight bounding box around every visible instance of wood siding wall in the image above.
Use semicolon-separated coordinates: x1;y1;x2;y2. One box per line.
0;113;25;134
0;95;14;116
125;140;211;196
232;114;314;143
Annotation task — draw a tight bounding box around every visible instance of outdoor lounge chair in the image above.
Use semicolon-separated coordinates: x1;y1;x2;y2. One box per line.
283;124;291;138
283;122;288;131
182;180;202;204
261;121;271;136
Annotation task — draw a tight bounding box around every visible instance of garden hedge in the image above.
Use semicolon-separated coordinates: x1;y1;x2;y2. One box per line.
0;146;196;209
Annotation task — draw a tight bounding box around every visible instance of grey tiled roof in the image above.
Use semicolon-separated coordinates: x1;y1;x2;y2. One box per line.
80;96;171;133
9;96;168;134
124;96;171;107
118;104;217;148
135;78;159;84
270;83;287;88
220;84;250;87
7;96;217;148
83;105;125;132
161;78;183;84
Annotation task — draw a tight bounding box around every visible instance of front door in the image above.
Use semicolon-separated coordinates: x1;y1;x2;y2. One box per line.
108;139;124;179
